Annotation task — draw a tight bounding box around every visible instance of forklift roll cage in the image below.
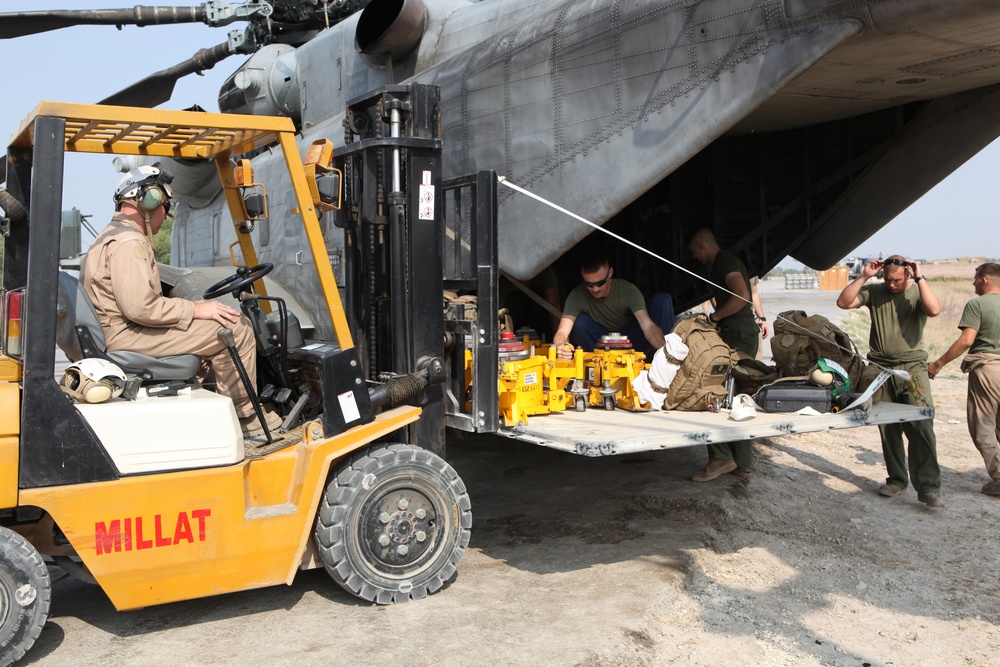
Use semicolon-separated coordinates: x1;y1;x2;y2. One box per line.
3;102;362;489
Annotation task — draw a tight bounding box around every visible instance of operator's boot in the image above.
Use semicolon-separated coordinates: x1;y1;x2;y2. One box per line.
240;407;282;438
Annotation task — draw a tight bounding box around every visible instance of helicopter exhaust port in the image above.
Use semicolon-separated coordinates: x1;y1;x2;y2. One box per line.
356;0;427;66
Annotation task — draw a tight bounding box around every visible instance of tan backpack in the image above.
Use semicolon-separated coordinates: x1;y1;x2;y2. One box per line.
664;314;733;411
770;310;864;387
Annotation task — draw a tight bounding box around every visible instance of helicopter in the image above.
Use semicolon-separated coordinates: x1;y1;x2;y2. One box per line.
5;0;1000;334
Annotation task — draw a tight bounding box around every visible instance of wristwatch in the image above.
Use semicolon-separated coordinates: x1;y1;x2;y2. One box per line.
914;275;926;282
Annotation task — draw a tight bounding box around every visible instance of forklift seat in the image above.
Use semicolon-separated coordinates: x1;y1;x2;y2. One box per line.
56;271;201;382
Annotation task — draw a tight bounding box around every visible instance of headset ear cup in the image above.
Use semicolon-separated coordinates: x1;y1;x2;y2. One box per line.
139;186;163;211
82;379;114;404
59;369;88;403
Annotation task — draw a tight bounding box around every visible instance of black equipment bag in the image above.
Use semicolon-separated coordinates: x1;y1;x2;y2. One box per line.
755;380;832;413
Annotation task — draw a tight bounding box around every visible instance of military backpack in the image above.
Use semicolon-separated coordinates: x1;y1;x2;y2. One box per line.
664;314;733;411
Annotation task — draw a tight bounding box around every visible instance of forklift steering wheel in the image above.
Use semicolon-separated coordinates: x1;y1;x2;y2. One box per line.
202;263;274;300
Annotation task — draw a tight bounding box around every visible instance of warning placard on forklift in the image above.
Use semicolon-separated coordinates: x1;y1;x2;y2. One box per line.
419;170;435;220
338;391;362;422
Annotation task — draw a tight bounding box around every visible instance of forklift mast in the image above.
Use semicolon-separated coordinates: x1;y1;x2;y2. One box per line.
336;84;449;455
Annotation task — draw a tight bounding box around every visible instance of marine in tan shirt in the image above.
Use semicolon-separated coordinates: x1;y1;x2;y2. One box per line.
82;164;278;436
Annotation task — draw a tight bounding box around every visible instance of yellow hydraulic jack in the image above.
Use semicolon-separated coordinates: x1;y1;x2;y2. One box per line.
584;334;648;411
492;333;590;425
497;332;550;426
543;346;586;412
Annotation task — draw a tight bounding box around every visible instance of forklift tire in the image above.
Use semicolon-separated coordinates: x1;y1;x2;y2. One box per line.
0;527;51;667
315;444;472;604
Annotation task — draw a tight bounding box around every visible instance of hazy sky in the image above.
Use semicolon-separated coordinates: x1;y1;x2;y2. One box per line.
2;1;997;267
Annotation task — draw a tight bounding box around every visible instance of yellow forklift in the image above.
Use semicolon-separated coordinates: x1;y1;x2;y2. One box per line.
0;93;470;665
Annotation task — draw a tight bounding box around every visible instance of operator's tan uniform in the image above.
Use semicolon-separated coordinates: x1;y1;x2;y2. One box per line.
83;213;257;417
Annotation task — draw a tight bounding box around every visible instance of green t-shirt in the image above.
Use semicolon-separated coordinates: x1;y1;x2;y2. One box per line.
563;279;646;330
857;282;927;363
959;292;1000;355
711;250;754;322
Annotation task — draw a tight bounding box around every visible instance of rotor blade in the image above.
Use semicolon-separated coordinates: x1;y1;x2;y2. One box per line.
0;7;207;39
98;42;233;108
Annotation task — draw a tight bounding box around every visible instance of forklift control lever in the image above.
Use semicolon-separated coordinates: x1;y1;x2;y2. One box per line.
217;327;274;444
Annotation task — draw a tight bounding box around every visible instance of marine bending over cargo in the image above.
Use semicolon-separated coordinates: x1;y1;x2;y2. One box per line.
553;253;675;359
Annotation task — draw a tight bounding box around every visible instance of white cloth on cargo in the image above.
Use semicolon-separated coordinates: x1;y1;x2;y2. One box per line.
631;333;688;409
728;394;761;421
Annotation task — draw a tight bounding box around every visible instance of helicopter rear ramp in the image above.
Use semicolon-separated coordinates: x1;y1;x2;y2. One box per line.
498;403;931;457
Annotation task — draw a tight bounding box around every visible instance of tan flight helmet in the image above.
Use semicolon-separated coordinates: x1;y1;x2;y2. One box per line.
60;358;128;404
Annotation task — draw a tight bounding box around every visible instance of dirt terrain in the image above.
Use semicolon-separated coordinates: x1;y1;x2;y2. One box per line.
24;271;1000;667
26;386;999;666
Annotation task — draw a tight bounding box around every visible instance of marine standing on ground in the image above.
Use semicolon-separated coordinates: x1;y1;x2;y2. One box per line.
837;256;944;507
928;262;1000;497
553;253;675;360
688;227;760;481
82;164;280;437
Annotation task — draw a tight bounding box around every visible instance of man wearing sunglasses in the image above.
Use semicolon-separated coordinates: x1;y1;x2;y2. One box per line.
552;253;675;360
687;227;761;481
837;255;944;507
83;164;280;437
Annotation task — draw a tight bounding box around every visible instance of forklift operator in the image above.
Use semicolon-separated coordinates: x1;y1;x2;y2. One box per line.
82;164;280;437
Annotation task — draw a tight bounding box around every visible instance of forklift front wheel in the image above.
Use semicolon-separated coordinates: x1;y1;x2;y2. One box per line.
315;444;472;604
0;527;51;667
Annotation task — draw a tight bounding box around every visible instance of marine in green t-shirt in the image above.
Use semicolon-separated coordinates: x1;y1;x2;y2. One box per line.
928;262;1000;496
687;228;761;482
837;255;944;507
563;279;646;331
960;293;1000;355
856;281;928;363
552;253;675;358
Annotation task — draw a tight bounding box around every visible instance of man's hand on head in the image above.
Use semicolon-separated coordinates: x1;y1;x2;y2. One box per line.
862;259;882;279
194;300;241;327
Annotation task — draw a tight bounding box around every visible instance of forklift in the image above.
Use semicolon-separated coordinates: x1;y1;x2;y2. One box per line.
0;87;470;665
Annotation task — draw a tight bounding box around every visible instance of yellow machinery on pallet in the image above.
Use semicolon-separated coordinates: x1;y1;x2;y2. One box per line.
467;332;589;426
497;332;548;426
472;331;649;425
496;332;588;425
583;334;649;412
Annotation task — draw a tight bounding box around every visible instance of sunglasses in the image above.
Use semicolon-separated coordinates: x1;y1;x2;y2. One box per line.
882;258;907;267
163;200;172;216
583;270;610;288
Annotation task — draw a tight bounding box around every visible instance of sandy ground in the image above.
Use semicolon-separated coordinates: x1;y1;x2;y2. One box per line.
24;277;1000;667
26;375;999;667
